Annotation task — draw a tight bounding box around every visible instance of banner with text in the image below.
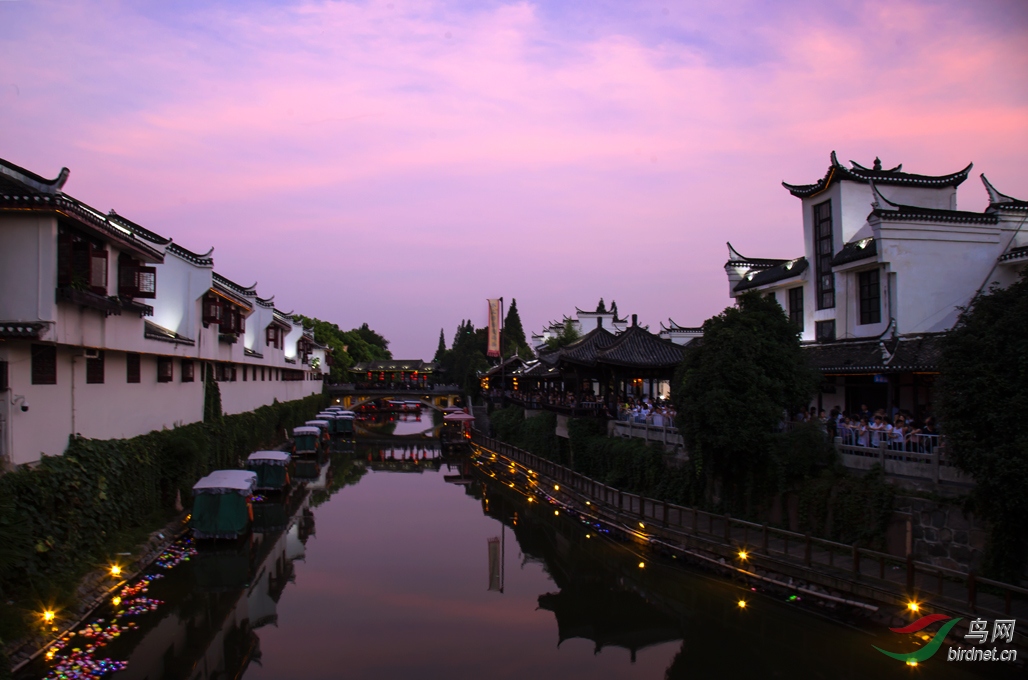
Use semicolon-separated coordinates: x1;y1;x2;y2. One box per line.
487;298;501;357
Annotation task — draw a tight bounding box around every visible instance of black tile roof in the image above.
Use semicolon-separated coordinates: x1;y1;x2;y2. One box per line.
553;327;617;367
734;257;808;292
167;243;214;266
144;320;196;346
804;334;944;374
593;325;685;369
830;238;877;267
350;360;436;373
783;151;972;198
725;242;789;269
0;322;47;339
999;245;1028;263
982;174;1028;212
870;182;998;225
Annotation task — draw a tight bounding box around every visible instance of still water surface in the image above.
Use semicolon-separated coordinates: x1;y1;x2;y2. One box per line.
23;414;1018;679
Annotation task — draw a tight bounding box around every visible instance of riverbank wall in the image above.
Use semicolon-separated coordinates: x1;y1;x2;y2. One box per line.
0;392;327;672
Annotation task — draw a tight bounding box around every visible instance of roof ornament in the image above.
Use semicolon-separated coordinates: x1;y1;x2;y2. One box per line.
869;180;900;211
877;318;899;365
980;174;1018;205
873;157;882;171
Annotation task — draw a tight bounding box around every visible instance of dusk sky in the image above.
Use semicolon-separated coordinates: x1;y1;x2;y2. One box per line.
2;0;1026;358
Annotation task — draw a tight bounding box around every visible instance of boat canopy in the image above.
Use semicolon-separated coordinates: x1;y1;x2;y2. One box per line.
339;411;356;418
247;451;291;466
307;420;330;427
293;425;321;436
193;470;257;495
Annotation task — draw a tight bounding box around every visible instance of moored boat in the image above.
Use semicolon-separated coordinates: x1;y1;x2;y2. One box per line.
246;450;292;492
191;470;258;540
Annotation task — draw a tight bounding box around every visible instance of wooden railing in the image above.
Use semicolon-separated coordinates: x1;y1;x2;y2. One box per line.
471;431;1026;620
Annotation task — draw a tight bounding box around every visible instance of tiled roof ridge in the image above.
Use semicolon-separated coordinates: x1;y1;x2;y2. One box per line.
213;272;257;297
783;151;972;198
0;157;69;194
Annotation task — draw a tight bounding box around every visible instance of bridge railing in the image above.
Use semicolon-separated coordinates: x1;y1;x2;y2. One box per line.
330;383;461;393
469;431;1025;620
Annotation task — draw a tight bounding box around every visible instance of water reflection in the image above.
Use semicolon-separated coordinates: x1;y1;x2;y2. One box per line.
20;433;1016;680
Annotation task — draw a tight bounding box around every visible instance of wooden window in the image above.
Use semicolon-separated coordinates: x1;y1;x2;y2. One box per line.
157;356;173;383
118;254;157;299
181;360;195;383
202;294;221;326
86;351;105;384
813;200;835;310
31;345;57;385
261;367;265;381
0;360;7;391
252;366;257;381
57;228;108;295
815;320;836;343
242;365;248;381
126;353;141;383
858;269;882;325
788;287;804;331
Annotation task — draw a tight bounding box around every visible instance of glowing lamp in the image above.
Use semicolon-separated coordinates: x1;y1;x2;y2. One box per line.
906;659;918;667
639;522;645;529
554;510;559;516
907;601;919;613
42;610;55;624
737;600;747;609
738;550;749;561
554;484;560;491
110;565;122;578
638;562;645;569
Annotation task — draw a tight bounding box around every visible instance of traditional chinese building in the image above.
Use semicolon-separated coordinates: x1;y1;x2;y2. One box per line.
0;157;325;466
725;152;1027;416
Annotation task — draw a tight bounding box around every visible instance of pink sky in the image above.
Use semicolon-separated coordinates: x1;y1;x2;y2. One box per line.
2;0;1026;357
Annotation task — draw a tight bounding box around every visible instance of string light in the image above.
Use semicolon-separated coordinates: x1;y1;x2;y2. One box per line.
109;565;122;578
738;550;749;561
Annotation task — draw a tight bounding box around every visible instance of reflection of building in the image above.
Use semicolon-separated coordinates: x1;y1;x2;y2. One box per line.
0;158;324;466
725;152;1027;416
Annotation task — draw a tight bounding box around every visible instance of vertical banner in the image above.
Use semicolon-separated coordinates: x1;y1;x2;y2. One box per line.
487;298;501;357
487;537;501;591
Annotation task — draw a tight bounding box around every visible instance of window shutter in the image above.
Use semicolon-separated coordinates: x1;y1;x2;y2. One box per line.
90;246;108;295
58;231;73;287
135;267;157;298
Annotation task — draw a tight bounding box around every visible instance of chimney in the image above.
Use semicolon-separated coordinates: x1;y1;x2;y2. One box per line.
632;314;637;327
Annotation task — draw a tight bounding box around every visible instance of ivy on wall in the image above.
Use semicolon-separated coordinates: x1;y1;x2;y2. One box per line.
0;393;327;602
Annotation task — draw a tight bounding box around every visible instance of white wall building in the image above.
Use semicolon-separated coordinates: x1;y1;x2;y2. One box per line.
725;152;1026;417
0;158;326;467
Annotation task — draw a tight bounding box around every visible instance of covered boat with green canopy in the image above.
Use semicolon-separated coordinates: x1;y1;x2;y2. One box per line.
191;470;257;540
246;450;292;491
292;425;321;457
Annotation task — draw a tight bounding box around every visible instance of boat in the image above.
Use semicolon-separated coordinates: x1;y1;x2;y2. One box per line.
191;470;258;540
306;419;332;443
292;425;322;457
246;450;292;492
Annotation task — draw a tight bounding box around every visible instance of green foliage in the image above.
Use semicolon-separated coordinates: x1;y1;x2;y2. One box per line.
502;298;533;359
672;292;818;512
436;320;489;394
203;362;222;423
0;394;327;605
433;328;447;363
294;316;392;383
938;272;1028;580
543;318;581;350
489;406;564;463
796;466;895;549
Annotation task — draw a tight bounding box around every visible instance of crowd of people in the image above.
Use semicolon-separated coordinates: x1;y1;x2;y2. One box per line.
790;404;940;454
617;397;678;427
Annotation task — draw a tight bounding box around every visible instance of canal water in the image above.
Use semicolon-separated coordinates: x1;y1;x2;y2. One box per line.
21;412;1019;679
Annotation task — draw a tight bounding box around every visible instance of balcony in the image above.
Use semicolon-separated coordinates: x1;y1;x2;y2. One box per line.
56;287;122;316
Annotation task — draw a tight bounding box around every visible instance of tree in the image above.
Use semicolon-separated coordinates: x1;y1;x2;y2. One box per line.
433;328;446;363
355;322;391;359
437;319;489;393
543;318;581;351
937;272;1028;580
672;292;820;512
502;298;532;358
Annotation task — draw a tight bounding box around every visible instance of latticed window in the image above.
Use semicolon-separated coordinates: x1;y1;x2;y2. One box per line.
117;253;157;298
126;353;141;383
181;360;195;383
858;269;882;325
788;287;804;331
86;351;105;384
31;344;57;385
813;201;835;309
57;228;108;295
